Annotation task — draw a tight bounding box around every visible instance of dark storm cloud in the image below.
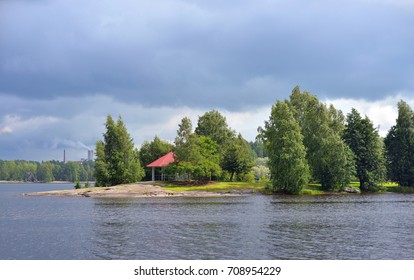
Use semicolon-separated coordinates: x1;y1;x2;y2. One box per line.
1;0;413;110
1;0;414;161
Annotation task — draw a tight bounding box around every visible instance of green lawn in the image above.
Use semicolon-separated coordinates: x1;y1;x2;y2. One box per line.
154;180;407;195
384;182;414;193
161;181;265;193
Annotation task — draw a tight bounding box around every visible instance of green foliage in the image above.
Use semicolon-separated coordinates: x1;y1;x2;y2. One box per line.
249;139;267;158
94;140;109;186
222;134;255;181
74;180;81;189
195;110;235;146
0;159;94;183
175;117;193;146
254;157;270;182
384;100;414;187
172;134;222;180
94;115;144;186
241;171;255;183
139;136;173;180
263;100;310;194
0;160;37;181
344;108;386;192
37;162;54;182
288;86;355;191
172;113;254;182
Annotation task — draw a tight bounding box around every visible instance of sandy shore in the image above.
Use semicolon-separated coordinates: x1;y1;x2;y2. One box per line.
22;183;240;198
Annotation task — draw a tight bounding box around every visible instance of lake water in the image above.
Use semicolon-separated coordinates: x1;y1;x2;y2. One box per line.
1;183;414;260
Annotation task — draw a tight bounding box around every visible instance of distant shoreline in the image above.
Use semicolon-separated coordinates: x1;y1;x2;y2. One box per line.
0;180;93;184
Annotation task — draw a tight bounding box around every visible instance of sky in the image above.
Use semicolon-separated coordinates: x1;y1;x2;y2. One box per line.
0;0;413;161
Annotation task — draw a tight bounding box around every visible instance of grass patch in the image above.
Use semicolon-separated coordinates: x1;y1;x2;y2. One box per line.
160;181;265;193
385;182;414;193
157;181;406;195
299;188;326;195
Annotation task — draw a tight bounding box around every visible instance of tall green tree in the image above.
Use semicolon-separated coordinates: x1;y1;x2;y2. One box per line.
384;100;414;187
223;134;254;181
263;100;310;194
194;136;222;180
195;110;235;146
175;117;193;146
94;115;144;186
288;86;355;190
94;140;109;186
344;108;386;191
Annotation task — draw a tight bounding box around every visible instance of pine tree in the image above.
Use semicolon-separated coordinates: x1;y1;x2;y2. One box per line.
263;100;310;194
344;108;386;191
384;101;414;187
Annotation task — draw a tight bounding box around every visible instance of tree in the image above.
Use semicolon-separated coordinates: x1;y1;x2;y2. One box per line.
344;108;386;191
288;86;355;190
250;139;267;158
37;162;54;182
175;117;193;146
139;136;173;180
194;136;222;180
263;100;310;194
384;100;414;187
63;161;80;182
195;110;235;146
94;140;109;186
222;134;254;181
172;134;222;180
94;115;144;186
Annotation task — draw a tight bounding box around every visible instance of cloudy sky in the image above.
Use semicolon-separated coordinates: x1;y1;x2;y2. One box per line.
1;0;413;161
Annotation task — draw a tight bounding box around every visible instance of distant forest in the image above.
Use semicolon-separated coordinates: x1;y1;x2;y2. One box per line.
0;160;95;182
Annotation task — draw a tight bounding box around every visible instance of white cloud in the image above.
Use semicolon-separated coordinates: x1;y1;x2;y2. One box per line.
325;94;414;137
0;126;13;134
0;114;59;135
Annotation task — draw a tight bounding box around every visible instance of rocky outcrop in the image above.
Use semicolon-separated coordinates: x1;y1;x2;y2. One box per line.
342;186;361;194
22;183;239;198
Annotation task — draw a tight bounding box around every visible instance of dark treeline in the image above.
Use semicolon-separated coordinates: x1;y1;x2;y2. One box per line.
0;160;95;182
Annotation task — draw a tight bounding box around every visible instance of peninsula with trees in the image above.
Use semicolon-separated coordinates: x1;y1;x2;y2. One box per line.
9;86;414;197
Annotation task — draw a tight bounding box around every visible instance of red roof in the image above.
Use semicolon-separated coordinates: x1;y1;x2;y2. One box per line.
146;152;175;167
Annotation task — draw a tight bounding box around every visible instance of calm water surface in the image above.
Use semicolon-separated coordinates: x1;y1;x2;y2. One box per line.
1;183;414;259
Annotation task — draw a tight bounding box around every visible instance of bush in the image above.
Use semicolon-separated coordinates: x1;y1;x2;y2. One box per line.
74;180;81;189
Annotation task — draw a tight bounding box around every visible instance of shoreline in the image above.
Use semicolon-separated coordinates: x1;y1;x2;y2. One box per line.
22;183;242;198
0;180;92;184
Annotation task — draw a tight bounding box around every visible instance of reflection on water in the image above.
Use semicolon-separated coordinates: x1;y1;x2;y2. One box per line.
2;184;414;259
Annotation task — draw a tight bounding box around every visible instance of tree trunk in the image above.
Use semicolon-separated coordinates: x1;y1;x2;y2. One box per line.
230;171;235;182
